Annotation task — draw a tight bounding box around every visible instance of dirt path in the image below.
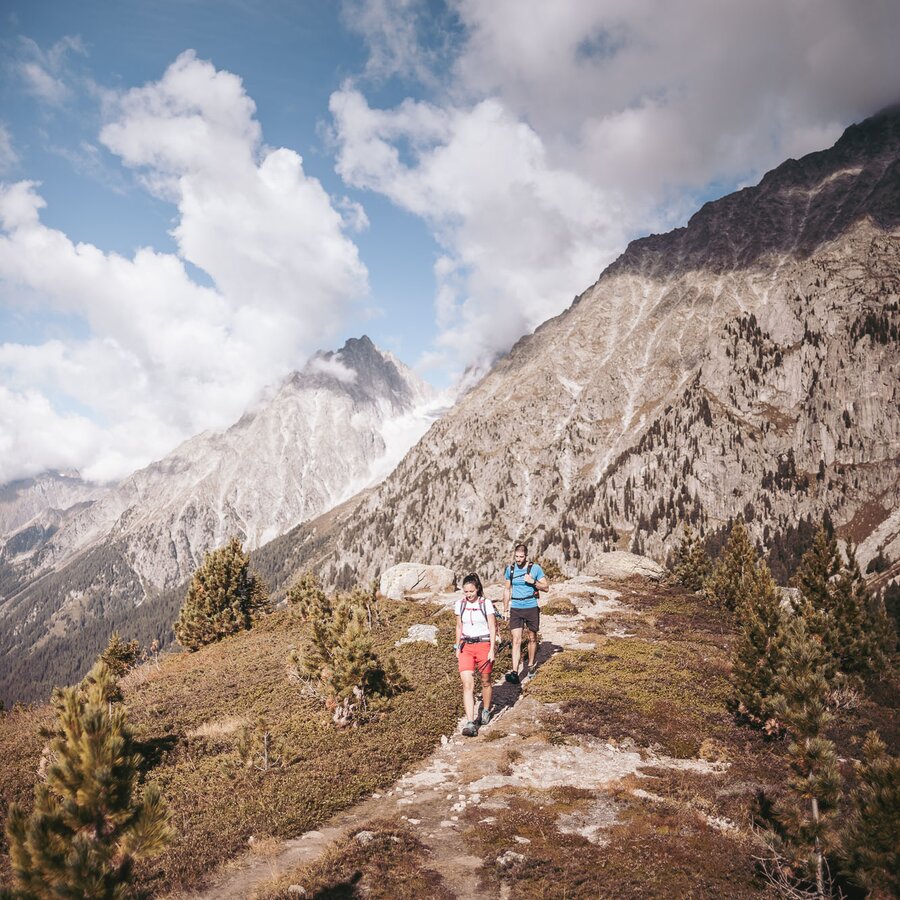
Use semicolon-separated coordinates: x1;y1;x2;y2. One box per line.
173;577;721;899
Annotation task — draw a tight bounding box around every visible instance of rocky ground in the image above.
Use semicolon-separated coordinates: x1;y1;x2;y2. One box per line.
172;575;782;899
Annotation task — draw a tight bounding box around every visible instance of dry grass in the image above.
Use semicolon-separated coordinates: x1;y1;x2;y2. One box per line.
254;821;454;900
0;601;461;895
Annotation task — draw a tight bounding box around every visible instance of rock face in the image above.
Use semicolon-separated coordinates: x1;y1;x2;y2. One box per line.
582;552;666;582
0;337;435;704
266;106;900;591
379;563;457;600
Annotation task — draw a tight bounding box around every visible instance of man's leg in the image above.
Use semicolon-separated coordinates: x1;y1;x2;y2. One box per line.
510;626;523;674
526;628;538;667
460;670;476;722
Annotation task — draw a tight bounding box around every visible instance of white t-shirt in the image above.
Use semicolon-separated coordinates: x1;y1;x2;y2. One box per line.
455;596;496;638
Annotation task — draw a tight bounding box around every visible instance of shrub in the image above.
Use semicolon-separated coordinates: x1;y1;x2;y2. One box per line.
286;571;329;622
287;586;406;726
100;632;141;678
174;537;270;651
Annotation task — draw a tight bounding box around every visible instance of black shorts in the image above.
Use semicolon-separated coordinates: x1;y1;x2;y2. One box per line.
509;606;540;633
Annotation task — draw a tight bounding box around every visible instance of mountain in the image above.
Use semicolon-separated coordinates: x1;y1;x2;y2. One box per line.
0;336;436;704
0;471;109;545
255;106;900;591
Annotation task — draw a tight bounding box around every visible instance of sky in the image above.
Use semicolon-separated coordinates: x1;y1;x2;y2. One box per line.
1;0;899;485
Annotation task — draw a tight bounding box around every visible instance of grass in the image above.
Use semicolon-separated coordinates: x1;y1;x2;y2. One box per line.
0;601;461;895
254;821;453;900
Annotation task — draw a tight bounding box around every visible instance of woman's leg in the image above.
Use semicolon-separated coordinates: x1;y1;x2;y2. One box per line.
460;670;476;721
481;672;492;712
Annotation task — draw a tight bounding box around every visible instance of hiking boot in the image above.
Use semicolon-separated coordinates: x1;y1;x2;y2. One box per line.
505;671;520;685
528;664;538;678
462;720;479;737
480;707;492;726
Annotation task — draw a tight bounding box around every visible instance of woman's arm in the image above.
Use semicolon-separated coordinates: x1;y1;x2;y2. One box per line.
487;613;496;660
455;614;463;654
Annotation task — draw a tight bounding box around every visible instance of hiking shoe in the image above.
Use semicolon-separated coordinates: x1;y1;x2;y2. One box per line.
462;720;479;737
528;664;538;678
505;671;520;684
480;707;492;726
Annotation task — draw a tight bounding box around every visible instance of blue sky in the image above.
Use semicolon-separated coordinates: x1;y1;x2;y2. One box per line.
1;0;899;483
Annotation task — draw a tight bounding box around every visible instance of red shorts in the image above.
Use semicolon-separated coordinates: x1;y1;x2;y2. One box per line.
458;640;493;674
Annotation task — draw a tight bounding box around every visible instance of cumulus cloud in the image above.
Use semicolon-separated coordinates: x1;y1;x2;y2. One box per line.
335;0;900;373
330;89;633;372
0;52;368;483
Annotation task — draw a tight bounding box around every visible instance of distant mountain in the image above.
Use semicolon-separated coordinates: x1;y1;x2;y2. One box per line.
254;106;900;593
0;471;108;544
0;336;437;704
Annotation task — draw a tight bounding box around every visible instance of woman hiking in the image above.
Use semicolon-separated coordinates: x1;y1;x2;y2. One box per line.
454;573;497;737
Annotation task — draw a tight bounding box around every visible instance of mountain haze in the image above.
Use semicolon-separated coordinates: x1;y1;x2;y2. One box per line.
0;337;435;704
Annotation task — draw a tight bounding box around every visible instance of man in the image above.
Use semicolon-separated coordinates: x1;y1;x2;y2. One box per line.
502;543;549;684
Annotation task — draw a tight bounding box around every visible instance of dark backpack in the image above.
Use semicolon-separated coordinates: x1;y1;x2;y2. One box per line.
507;561;539;600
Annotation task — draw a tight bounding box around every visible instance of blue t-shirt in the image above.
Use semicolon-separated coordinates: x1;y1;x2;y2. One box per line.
504;562;545;609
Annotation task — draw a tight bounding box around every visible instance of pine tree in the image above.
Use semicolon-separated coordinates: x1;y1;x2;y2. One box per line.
704;518;757;611
731;560;786;727
770;617;842;898
673;524;711;591
792;525;892;682
100;633;141;679
287;571;330;622
174;537;269;651
236;718;287;773
840;731;899;896
4;662;171;898
287;587;406;726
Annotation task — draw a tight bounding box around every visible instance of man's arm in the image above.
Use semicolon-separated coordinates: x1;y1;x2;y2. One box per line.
525;567;549;592
503;570;512;617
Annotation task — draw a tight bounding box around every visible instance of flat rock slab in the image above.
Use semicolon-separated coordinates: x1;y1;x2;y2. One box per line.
380;563;456;599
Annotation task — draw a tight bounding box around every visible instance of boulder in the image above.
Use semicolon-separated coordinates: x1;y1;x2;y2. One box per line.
380;563;456;600
583;551;666;581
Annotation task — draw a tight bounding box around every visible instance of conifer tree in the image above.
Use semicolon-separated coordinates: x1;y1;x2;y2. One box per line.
673;524;711;591
174;537;269;651
100;633;141;679
840;731;899;896
287;588;406;726
4;662;171;898
704;518;757;611
770;617;842;898
731;559;786;726
792;525;892;682
236;718;287;773
287;571;330;622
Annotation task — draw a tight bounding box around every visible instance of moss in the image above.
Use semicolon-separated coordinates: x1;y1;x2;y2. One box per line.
531;637;732;758
254;821;453;900
461;789;767;898
541;599;579;616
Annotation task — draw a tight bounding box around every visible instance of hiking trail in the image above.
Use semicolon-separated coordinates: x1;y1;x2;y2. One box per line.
171;576;723;899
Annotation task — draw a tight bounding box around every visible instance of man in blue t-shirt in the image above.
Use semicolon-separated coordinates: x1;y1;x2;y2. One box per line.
502;542;549;684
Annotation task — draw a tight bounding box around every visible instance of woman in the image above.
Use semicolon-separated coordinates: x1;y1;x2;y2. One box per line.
454;573;497;737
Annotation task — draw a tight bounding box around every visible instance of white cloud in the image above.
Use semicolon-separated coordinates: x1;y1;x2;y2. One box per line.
0;124;19;173
17;35;86;107
308;354;358;383
335;0;900;372
330;89;633;373
0;52;369;484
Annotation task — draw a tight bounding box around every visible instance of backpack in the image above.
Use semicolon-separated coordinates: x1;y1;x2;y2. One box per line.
507;561;540;601
458;595;488;625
